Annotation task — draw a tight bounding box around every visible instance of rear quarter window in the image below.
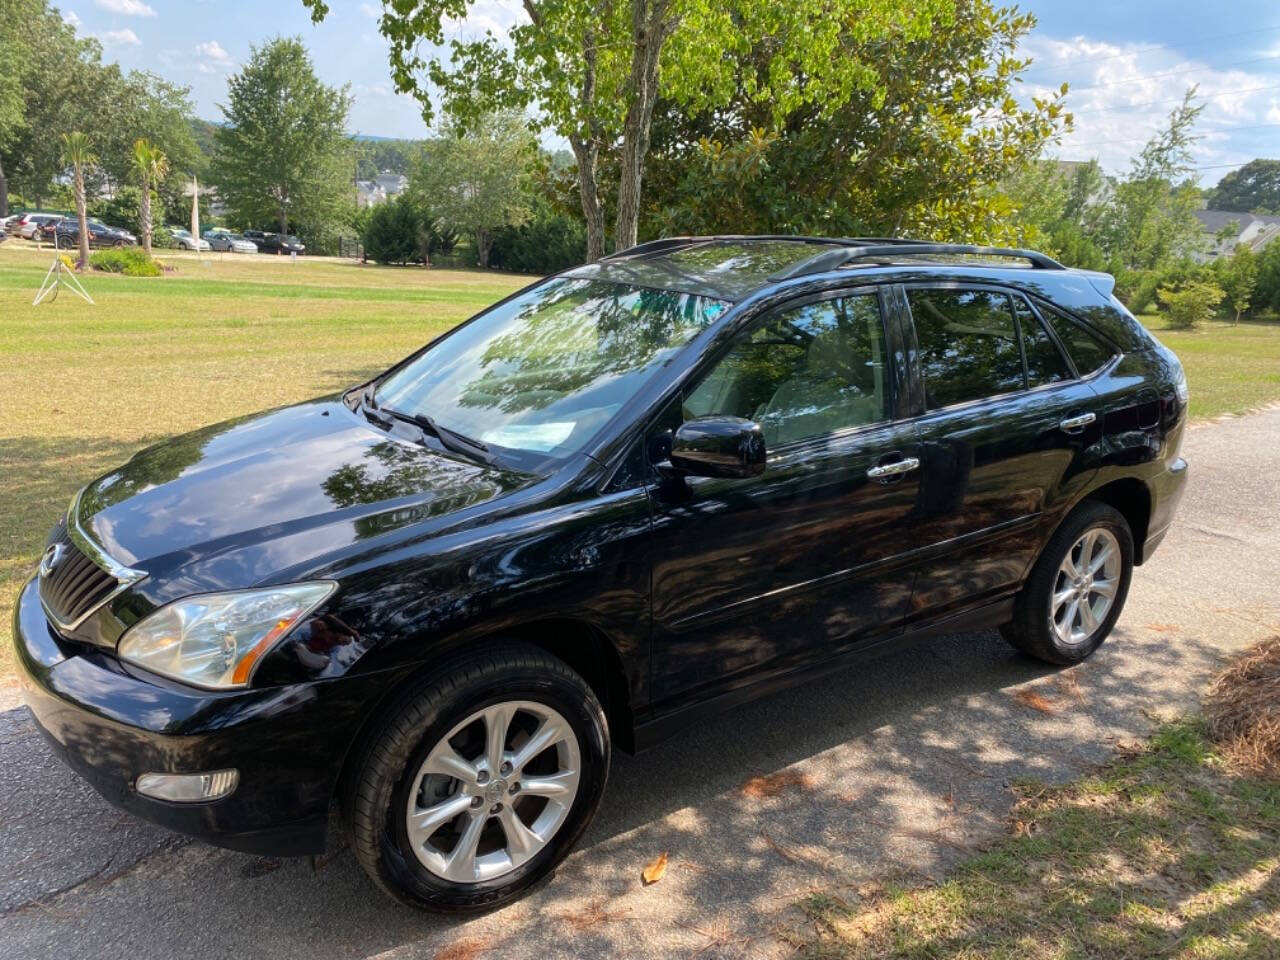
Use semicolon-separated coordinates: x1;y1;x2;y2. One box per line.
1038;302;1116;375
906;288;1024;409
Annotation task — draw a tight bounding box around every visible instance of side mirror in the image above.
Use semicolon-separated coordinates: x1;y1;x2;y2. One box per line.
667;416;766;479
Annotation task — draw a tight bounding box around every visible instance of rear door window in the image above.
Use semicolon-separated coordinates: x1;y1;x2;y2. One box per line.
906;288;1024;409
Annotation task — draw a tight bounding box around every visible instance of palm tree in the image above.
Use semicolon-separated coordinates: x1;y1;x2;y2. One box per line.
131;138;169;257
60;132;97;269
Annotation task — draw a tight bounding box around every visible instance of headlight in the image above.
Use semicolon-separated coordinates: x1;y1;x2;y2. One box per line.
118;582;336;689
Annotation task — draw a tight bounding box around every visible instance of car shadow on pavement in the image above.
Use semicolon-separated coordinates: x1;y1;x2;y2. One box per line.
0;619;1231;960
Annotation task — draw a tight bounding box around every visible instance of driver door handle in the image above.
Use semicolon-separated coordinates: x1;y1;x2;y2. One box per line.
1059;412;1096;433
867;456;920;480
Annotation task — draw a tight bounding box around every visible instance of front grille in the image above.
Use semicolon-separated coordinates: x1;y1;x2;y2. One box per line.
39;533;122;630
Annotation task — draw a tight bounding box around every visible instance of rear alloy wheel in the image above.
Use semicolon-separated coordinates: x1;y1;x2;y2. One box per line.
344;644;609;912
1001;501;1134;665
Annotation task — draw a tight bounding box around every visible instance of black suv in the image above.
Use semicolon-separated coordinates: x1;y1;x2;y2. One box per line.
15;237;1187;912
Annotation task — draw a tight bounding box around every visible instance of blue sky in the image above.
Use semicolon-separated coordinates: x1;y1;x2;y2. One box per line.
61;0;1280;186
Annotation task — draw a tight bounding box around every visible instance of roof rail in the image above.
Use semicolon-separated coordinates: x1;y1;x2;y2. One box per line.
769;242;1067;280
601;234;873;261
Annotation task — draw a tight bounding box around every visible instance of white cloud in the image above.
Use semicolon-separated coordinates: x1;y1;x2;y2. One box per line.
1015;33;1280;182
62;10;81;27
359;2;380;17
95;0;156;16
195;40;229;61
101;27;141;45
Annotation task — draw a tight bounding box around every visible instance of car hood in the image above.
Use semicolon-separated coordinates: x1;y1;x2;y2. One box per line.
73;399;535;590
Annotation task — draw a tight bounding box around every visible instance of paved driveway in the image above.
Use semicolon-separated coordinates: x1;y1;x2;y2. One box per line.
2;408;1277;959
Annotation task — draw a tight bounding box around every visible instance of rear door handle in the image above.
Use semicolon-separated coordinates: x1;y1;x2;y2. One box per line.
1059;412;1096;433
867;456;920;480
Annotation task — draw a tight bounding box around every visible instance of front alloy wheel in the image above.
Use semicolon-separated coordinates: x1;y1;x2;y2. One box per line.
406;700;581;883
344;643;609;912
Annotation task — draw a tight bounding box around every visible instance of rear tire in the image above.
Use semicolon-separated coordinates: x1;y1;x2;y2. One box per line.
343;643;609;912
1001;501;1134;665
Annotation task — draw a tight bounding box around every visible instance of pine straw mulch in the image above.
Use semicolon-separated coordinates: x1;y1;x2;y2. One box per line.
1206;635;1280;779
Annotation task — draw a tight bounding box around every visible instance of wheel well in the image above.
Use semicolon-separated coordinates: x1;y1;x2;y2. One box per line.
1087;479;1152;563
500;618;637;753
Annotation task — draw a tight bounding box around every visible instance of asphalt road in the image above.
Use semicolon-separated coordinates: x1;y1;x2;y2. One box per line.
2;407;1278;959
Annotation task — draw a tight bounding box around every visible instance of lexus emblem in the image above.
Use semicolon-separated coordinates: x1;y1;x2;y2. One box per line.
39;542;66;578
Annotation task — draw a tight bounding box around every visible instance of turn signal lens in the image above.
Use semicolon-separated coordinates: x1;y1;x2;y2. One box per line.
136;769;239;802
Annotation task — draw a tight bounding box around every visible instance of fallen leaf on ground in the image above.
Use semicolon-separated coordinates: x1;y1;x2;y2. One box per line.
1012;689;1057;714
740;769;816;798
432;938;489;960
642;851;669;885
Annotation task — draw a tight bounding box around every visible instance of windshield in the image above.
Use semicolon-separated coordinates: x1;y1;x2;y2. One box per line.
374;278;728;462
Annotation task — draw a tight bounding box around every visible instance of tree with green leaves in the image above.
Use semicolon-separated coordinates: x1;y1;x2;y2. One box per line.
303;0;951;260
410;112;535;268
211;36;352;238
1099;90;1205;274
60;131;95;267
130;139;169;256
1157;280;1225;330
644;1;1068;244
1215;245;1258;325
1207;159;1280;214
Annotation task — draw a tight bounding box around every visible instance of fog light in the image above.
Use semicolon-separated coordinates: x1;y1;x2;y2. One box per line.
135;769;239;802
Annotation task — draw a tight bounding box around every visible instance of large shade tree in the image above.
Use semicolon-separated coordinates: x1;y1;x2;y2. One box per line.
642;0;1069;243
1207;159;1280;214
410;111;536;268
303;0;952;260
211;36;352;237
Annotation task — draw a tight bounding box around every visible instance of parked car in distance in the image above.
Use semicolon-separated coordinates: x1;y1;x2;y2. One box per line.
17;212;63;239
52;218;136;249
16;237;1189;913
250;231;305;255
204;229;258;254
169;228;211;252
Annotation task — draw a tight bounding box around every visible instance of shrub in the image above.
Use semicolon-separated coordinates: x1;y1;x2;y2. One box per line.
89;246;163;277
1156;280;1225;329
488;201;586;274
360;195;424;265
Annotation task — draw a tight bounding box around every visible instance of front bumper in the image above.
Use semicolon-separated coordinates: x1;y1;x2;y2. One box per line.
13;576;396;856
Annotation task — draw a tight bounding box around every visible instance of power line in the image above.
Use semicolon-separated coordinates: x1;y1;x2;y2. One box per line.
1021;24;1280;78
1065;82;1280;115
1056;53;1280;93
1066;122;1280;149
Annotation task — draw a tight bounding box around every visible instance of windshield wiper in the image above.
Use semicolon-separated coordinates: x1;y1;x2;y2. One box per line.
379;405;496;465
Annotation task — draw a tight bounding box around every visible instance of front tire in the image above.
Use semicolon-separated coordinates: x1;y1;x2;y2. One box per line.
343;643;609;912
1001;501;1134;665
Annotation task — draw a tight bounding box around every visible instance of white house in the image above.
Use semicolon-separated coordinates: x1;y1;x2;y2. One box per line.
1192;209;1280;261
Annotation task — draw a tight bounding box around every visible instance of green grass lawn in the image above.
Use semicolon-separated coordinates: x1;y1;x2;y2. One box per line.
784;719;1280;958
1137;313;1280;421
0;243;529;680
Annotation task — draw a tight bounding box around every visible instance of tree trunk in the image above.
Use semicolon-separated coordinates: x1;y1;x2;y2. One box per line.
279;203;288;238
74;168;89;269
476;228;491;268
613;0;670;253
569;18;607;262
140;177;152;257
570;135;606;261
